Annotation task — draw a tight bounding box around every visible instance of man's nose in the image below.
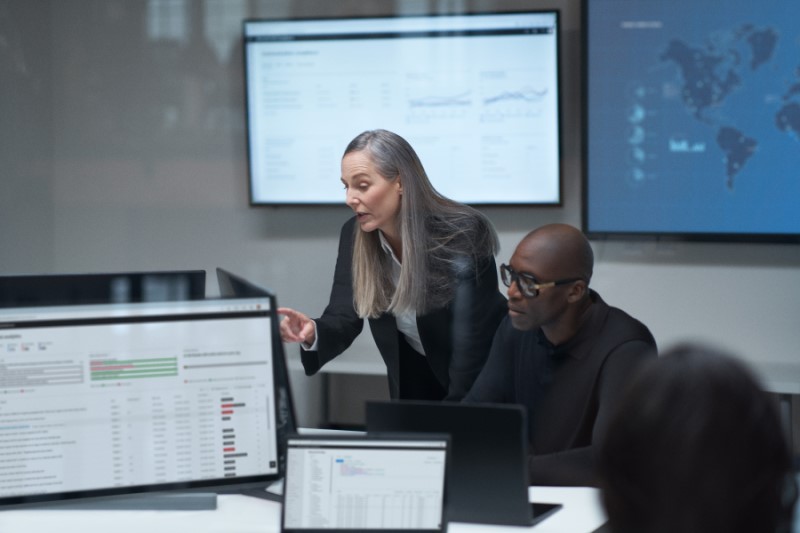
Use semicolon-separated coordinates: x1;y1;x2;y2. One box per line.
507;279;523;299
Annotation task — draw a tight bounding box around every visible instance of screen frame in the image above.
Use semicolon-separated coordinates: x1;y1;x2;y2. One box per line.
580;0;800;244
242;9;563;207
0;297;283;508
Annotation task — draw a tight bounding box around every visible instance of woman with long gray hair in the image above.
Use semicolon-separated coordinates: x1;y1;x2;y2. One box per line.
279;129;507;400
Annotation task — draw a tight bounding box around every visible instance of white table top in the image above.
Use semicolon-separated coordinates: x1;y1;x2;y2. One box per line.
0;486;606;533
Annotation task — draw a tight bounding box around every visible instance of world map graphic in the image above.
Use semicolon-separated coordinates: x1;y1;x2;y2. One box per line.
660;24;800;190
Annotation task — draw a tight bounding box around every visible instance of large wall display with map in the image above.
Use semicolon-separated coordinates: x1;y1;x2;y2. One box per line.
583;0;800;242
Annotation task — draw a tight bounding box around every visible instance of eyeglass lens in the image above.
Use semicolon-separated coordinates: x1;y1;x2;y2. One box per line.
501;265;537;297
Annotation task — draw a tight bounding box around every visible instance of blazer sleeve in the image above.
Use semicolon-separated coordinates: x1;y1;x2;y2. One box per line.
300;217;364;376
442;254;507;400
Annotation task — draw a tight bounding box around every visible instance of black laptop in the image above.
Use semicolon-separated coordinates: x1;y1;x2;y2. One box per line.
366;400;561;526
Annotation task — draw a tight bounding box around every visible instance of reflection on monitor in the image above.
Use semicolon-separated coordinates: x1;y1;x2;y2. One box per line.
583;0;800;242
0;297;281;507
0;270;206;308
244;11;562;205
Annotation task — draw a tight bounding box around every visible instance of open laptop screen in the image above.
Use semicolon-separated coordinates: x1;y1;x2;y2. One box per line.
0;297;281;506
282;435;449;533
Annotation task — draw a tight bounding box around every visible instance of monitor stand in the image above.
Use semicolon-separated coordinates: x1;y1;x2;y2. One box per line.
239;478;283;503
33;492;217;511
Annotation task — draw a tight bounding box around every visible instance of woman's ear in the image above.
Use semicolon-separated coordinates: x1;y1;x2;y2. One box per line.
396;177;403;195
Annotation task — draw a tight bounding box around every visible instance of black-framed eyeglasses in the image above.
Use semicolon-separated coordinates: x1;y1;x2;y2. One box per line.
500;263;584;298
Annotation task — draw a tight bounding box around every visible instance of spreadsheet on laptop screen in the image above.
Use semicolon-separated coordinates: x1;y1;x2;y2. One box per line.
282;436;449;532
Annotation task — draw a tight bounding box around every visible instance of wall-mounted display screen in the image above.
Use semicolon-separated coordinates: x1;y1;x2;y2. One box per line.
244;11;561;205
583;0;800;242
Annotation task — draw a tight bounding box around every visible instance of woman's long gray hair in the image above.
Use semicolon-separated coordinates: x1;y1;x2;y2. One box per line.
347;129;499;318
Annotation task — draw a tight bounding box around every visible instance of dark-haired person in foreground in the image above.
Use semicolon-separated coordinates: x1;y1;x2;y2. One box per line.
597;343;797;533
279;129;506;401
464;223;656;486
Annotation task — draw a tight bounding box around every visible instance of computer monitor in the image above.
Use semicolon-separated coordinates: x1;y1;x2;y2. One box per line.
0;270;206;308
0;296;281;508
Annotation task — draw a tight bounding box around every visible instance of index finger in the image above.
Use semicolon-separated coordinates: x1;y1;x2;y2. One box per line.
277;307;303;320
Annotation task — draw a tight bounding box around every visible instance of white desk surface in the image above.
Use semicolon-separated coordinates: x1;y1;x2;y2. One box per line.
0;486;606;533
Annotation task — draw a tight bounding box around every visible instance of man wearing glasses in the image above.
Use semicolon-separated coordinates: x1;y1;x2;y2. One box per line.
464;223;656;487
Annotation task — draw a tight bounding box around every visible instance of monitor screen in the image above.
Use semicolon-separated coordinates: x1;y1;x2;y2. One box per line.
0;270;206;308
243;11;562;205
0;297;281;507
583;0;800;242
282;436;449;532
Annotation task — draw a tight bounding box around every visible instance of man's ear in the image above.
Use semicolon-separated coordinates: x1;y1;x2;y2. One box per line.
566;280;587;303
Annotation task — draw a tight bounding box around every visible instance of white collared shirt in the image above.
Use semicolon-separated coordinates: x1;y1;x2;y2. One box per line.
378;231;426;356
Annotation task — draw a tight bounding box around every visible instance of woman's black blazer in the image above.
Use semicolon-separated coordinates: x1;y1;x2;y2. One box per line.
300;217;507;400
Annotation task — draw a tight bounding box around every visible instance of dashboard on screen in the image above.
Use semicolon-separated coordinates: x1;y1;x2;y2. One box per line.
0;298;281;507
583;0;800;242
244;11;561;205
